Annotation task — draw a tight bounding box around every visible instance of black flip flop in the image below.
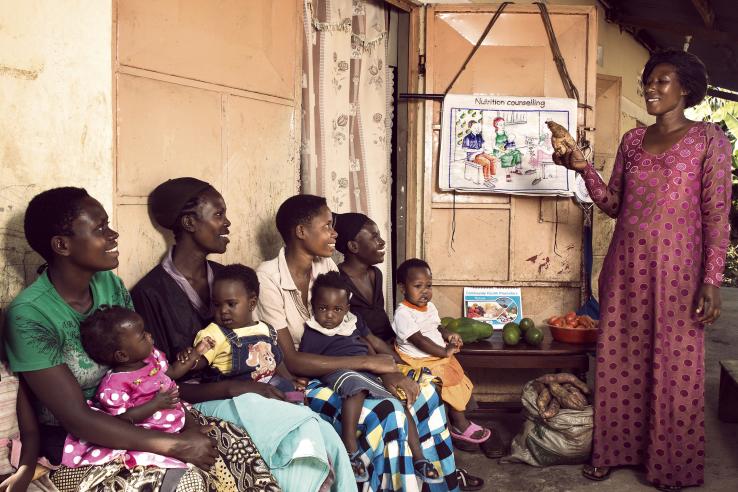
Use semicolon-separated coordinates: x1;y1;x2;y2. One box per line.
456;468;484;491
655;485;682;491
582;465;611;481
451;437;481;453
480;430;506;459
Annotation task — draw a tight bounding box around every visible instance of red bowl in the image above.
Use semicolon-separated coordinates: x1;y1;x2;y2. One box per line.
548;324;598;344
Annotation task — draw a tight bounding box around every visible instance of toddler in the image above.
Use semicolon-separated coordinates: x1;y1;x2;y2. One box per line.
188;264;302;396
299;272;441;484
62;305;213;468
392;258;493;446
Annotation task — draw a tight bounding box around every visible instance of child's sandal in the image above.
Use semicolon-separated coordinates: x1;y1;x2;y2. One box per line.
349;449;369;482
413;459;444;484
450;421;491;444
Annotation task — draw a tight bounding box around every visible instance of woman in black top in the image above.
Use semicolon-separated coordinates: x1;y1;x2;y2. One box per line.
334;213;394;341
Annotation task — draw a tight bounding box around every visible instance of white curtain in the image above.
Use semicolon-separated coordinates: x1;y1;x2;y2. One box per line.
302;0;394;309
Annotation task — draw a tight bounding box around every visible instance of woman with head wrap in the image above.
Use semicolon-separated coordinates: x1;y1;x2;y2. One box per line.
334;213;394;341
131;178;355;492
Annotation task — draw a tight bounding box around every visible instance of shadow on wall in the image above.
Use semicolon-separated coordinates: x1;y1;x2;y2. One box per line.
0;210;44;359
256;219;283;264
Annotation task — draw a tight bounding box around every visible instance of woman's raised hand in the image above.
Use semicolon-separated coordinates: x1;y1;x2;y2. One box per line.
551;140;589;172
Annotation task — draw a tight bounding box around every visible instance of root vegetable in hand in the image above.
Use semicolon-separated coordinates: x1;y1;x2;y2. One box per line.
546;121;577;156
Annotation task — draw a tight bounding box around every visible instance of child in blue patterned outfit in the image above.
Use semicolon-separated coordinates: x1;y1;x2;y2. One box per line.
299;272;442;484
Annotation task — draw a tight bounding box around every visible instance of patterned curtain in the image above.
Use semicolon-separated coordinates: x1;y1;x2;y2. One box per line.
301;0;393;309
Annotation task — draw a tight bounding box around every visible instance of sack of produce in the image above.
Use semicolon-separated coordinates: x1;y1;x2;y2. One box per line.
501;374;593;466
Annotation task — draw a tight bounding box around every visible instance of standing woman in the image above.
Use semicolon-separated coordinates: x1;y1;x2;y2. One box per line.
554;49;731;490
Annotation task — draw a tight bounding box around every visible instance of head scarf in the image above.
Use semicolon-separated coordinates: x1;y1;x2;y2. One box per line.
149;177;212;230
334;212;371;255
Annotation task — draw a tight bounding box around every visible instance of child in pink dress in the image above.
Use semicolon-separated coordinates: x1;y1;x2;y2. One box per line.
61;305;213;469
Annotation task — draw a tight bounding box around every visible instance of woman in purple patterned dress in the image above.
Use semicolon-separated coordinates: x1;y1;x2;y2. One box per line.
554;49;732;491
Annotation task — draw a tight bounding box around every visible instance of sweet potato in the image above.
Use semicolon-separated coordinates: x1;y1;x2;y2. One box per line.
540;398;560;419
531;381;545;394
546;120;577;156
562;384;589;410
536;387;552;416
536;373;590;394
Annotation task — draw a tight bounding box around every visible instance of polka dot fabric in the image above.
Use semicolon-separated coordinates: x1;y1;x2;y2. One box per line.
582;122;731;488
61;348;188;469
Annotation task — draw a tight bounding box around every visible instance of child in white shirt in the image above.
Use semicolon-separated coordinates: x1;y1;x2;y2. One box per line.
392;258;492;446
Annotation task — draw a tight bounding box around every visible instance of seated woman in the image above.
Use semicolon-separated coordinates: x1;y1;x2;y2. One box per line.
5;187;278;490
256;195;484;492
131;178;353;492
333;212;394;342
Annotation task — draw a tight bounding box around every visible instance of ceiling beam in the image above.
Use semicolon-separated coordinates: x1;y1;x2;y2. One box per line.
613;14;738;45
707;87;738;103
690;0;715;29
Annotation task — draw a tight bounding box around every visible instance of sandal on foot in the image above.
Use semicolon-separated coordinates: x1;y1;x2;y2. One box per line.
450;422;491;444
456;468;484;491
480;429;506;459
413;459;444;484
655;485;682;491
582;465;611;481
349;450;369;482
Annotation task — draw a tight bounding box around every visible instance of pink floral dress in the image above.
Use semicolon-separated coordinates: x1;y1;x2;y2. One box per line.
61;348;188;469
582;122;732;488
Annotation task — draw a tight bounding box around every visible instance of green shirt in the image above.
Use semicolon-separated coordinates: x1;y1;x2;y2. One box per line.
4;270;133;425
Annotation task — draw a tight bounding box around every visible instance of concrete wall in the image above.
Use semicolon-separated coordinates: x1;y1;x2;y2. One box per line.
0;1;113;313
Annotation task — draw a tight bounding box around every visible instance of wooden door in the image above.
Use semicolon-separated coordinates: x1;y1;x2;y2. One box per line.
422;3;598;321
113;0;302;286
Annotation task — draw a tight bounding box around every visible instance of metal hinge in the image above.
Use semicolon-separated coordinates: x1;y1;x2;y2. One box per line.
418;54;426;76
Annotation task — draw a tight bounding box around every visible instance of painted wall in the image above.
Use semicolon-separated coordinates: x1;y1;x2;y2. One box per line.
0;1;113;314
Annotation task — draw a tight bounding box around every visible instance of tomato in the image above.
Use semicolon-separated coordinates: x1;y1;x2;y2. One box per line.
565;312;577;322
566;321;578;329
552;318;565;328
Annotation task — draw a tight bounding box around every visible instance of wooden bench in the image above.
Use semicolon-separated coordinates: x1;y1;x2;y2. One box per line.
719;360;738;422
456;326;594;414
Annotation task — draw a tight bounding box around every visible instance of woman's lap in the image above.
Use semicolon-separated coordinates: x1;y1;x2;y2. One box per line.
194;393;354;492
305;378;459;492
49;409;279;492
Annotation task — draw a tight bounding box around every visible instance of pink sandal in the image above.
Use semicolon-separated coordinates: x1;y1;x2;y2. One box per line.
450;422;491;444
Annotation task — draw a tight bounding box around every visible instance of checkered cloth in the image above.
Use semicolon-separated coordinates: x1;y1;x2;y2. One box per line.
306;375;459;492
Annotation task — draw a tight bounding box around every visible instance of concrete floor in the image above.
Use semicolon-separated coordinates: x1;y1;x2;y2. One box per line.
455;288;738;492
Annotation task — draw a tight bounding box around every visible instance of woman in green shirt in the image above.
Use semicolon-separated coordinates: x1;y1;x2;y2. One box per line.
4;187;278;491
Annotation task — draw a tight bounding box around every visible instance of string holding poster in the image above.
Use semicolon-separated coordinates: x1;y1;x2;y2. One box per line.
439;94;578;196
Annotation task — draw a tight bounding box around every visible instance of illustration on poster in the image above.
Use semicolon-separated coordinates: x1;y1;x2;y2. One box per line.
439;94;578;196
